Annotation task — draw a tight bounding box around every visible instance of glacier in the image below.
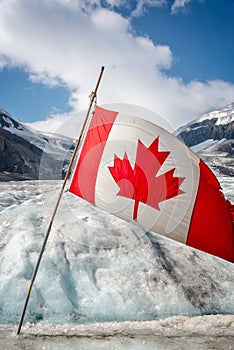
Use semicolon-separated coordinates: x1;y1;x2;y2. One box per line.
0;164;233;348
0;175;234;324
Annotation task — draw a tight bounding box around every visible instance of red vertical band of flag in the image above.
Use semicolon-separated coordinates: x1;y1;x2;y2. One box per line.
70;106;118;203
186;160;234;262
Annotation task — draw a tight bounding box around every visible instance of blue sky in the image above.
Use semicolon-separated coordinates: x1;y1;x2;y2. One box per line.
0;0;234;130
0;68;71;122
132;0;234;83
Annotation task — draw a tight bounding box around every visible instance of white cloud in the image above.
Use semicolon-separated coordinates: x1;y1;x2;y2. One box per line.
105;0;127;7
171;0;192;14
0;55;8;70
0;0;233;133
90;7;129;32
131;0;167;17
29;72;63;87
27;111;73;135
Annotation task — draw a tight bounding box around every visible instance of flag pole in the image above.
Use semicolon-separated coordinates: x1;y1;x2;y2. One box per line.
17;66;105;335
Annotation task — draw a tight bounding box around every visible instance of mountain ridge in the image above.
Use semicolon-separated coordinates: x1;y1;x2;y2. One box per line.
176;102;234;156
0;109;74;181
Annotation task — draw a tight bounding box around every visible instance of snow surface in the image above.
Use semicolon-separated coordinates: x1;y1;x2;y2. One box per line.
1;318;234;350
190;139;216;154
198;102;234;125
1;315;234;350
190;138;230;156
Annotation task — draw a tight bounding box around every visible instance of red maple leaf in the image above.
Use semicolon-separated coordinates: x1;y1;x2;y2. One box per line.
108;137;185;220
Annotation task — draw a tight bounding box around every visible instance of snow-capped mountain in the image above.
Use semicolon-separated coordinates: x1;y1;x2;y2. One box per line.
0;108;74;180
176;103;234;156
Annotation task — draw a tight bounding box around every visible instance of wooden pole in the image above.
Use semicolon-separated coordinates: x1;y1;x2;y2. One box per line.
17;66;105;335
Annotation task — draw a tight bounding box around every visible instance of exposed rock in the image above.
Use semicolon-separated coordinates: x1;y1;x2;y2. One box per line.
176;103;234;157
0;108;74;180
178;120;234;148
0;127;42;177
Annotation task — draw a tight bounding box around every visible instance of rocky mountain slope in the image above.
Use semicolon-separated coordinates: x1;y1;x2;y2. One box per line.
176;103;234;177
176;102;234;156
0;109;74;181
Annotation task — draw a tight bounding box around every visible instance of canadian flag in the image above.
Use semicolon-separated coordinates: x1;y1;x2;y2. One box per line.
70;106;234;263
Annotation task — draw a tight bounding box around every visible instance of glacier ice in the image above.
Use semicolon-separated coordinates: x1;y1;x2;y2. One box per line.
0;179;233;326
